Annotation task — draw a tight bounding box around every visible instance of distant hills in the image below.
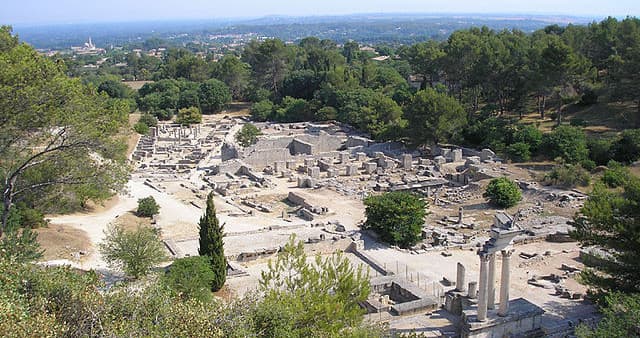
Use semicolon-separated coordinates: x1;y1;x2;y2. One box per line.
13;13;599;49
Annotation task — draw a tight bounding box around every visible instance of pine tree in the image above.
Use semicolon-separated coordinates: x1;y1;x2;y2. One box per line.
571;175;640;293
198;192;226;291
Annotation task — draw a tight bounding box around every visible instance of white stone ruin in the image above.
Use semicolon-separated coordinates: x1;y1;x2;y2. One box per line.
476;213;522;321
402;154;412;170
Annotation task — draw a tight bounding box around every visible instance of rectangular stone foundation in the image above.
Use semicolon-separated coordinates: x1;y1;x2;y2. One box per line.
460;298;544;338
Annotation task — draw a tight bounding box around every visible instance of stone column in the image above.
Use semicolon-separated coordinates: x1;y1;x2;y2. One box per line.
468;282;477;299
458;207;464;225
499;249;513;317
477;253;490;321
402;154;412;170
488;253;496;310
456;262;466;292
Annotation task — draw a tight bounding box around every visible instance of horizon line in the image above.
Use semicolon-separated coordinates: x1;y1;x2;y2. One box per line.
8;11;625;28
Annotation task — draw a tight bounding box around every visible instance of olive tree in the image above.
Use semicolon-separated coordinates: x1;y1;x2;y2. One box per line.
99;224;167;279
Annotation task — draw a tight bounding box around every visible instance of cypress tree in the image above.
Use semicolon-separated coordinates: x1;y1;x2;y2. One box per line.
198;192;226;291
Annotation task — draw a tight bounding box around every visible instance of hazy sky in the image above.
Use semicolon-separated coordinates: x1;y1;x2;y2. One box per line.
4;0;639;25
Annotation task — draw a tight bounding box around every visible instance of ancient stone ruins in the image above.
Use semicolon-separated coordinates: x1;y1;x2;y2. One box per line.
128;115;597;337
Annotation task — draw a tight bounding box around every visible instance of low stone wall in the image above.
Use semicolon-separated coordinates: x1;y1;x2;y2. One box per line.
346;242;395;276
369;276;440;316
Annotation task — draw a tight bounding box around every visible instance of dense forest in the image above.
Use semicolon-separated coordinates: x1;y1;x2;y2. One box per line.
71;16;640;174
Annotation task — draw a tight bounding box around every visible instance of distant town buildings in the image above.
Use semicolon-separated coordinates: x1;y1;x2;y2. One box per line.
71;37;105;55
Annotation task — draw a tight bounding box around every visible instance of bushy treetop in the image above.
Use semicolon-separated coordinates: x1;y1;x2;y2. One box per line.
363;191;427;248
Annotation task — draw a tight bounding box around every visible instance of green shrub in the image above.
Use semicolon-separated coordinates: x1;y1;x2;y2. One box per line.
274;96;312;122
133;121;149;135
602;161;630;188
250;100;274;122
483;177;522;208
256;236;372;337
138;113;158;128
511;125;543;153
0;203;45;262
176;106;202;125
506;142;531;162
235;123;262;147
588;137;614;166
541;125;589;163
163;256;216;302
0;226;43;263
137;196;160;217
153;109;174;121
363;192;426;248
246;87;271;102
612;129;640;164
570;118;588;127
315;106;337;121
461;117;510;152
6;202;48;229
99;224;167;279
543;163;591;187
580;159;596;171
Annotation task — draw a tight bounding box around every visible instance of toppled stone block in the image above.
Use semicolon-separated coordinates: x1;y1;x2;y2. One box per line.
434;156;446;165
465;156;481;166
365;162;378;174
317;159;332;171
441;276;455;286
481;148;495;161
560;264;581;272
383;159;396;169
297;176;314;188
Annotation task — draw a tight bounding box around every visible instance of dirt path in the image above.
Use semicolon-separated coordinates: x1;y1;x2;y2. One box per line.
47;179;201;270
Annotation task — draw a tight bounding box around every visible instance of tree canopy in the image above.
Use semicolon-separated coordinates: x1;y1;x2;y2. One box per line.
571;174;640;293
99;224;167;279
199;79;232;114
406;88;467;145
235;123;262;147
363;192;427;248
483;177;522;208
0;27;129;236
257;235;373;337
